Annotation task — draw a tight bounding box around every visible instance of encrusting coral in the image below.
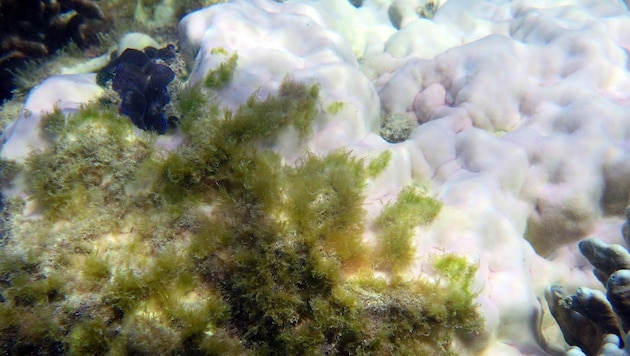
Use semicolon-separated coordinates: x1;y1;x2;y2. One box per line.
546;205;630;355
0;58;484;353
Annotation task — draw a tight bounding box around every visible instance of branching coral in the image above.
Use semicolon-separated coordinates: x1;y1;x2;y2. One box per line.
546;206;630;355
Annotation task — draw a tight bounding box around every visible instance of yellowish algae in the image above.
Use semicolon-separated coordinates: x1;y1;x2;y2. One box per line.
0;70;484;354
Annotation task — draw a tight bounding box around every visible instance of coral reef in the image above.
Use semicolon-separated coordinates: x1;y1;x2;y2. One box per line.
546;206;630;355
3;0;630;353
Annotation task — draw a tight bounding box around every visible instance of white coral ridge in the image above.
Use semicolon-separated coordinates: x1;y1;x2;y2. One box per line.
4;0;630;354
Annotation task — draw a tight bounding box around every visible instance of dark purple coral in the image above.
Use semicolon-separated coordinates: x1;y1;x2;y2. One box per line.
97;46;177;134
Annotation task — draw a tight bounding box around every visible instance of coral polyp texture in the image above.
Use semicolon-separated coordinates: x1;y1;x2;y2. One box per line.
1;0;630;354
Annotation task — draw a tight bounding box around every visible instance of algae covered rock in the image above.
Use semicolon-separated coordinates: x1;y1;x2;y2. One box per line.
0;69;483;355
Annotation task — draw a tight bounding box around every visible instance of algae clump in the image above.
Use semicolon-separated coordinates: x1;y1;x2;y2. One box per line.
367;149;393;178
375;185;442;274
0;77;484;355
204;53;238;89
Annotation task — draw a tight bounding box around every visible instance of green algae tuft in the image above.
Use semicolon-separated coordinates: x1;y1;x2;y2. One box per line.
367;149;393;178
204;53;238;89
375;186;442;274
26;102;154;219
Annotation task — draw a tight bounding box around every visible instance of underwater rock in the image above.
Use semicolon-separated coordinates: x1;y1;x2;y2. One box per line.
59;0;105;20
596;334;628;356
97;45;179;134
0;194;5;241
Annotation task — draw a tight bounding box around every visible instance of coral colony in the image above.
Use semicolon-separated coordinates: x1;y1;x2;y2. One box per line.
1;0;630;355
97;45;179;134
546;210;630;355
0;0;106;101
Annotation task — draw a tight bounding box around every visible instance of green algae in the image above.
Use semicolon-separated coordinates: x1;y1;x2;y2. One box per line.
417;0;440;19
204;53;238;89
380;112;418;143
26;102;154;220
0;157;20;187
39;104;67;139
367;149;393;178
326;101;345;114
66;317;110;356
0;77;484;354
375;186;442;274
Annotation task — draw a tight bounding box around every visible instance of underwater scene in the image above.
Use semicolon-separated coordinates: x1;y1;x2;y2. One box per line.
1;0;630;355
